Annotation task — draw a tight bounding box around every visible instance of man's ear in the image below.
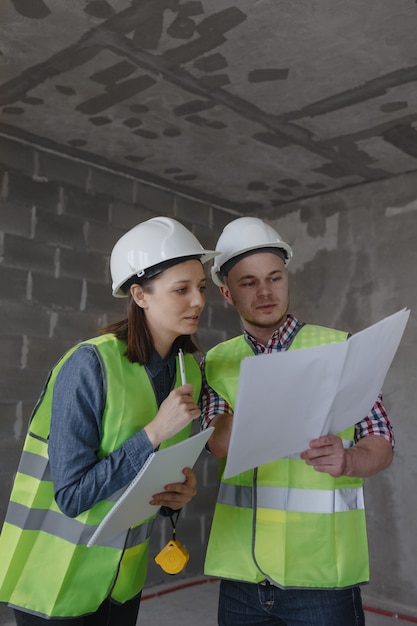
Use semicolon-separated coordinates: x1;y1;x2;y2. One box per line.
130;284;148;309
219;283;234;306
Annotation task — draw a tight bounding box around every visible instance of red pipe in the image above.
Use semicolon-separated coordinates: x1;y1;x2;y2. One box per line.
142;576;219;600
363;604;417;623
143;578;417;622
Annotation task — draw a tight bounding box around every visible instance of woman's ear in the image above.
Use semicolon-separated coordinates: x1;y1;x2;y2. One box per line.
130;284;148;309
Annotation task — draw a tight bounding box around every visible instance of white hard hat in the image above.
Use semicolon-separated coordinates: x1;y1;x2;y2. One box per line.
111;216;218;297
211;217;293;286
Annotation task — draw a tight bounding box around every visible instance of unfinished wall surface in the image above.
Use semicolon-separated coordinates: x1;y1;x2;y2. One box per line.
0;134;417;622
267;174;417;617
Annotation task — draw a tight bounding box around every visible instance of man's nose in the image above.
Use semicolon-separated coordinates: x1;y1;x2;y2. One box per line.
257;282;272;296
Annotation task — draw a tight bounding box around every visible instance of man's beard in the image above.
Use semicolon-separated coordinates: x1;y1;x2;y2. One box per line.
241;299;289;330
242;311;288;329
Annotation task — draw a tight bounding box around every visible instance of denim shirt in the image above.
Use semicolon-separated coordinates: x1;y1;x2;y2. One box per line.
49;344;177;518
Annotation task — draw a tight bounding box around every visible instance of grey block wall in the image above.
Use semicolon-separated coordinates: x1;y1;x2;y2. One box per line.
0;136;241;624
1;134;417;622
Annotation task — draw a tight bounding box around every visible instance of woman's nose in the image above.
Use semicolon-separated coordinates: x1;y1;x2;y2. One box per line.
190;289;205;308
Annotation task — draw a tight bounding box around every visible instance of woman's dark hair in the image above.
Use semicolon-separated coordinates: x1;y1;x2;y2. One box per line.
101;278;200;365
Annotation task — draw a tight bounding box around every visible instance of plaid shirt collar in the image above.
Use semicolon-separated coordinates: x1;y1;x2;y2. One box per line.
243;314;303;354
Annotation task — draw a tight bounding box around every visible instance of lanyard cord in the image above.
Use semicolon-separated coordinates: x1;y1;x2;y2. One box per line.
169;510;181;539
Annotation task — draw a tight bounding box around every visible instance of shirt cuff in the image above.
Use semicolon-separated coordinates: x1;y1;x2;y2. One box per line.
124;428;155;474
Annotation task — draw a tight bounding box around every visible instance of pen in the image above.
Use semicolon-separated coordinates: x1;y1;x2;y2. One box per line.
178;348;187;385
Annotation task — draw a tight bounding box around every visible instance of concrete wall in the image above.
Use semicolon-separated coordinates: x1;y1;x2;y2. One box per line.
0;134;416;621
267;178;417;617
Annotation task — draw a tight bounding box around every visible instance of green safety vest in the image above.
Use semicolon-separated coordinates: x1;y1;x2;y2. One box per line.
0;334;201;618
204;324;369;589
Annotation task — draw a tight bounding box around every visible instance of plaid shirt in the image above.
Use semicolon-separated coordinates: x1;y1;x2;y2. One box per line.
200;314;394;446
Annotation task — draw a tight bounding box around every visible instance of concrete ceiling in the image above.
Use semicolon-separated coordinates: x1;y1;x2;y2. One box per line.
1;0;417;216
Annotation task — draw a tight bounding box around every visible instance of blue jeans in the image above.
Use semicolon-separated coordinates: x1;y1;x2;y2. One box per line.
218;580;365;626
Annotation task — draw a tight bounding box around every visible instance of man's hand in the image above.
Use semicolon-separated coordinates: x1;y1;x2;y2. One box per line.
300;435;347;477
300;434;393;478
149;467;197;510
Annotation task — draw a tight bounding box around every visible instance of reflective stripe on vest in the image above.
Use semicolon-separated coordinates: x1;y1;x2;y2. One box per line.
4;500;154;550
204;325;369;589
217;482;365;514
0;336;202;617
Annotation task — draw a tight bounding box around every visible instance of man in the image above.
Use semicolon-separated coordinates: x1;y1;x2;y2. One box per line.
200;216;394;626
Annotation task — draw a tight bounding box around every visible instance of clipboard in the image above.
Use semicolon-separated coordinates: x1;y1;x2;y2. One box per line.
88;427;213;546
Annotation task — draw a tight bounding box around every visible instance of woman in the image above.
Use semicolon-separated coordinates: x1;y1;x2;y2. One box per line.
0;216;218;625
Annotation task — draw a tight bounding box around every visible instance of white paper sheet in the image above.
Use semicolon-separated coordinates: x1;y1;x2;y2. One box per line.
223;309;409;479
88;428;213;546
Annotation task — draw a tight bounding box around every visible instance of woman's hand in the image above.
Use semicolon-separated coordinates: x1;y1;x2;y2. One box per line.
144;384;201;449
149;467;197;509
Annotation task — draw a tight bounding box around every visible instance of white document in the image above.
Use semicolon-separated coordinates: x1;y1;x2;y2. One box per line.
88;428;213;546
224;309;410;479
